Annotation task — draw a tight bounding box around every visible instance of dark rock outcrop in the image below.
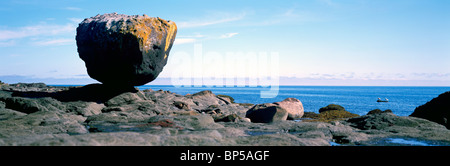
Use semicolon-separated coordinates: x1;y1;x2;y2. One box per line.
302;110;359;122
301;104;358;122
347;111;418;130
76;13;177;87
367;109;392;115
410;91;450;129
319;104;345;113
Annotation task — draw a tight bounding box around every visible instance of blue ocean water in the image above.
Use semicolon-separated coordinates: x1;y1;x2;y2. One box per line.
136;85;450;116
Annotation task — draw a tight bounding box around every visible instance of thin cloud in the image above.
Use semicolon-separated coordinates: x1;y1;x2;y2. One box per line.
174;38;196;45
283;9;299;17
175;32;239;45
0;40;15;47
242;8;323;27
220;32;238;39
8;54;22;57
0;23;76;41
174;33;206;45
63;7;82;11
177;34;205;38
317;0;338;7
302;72;450;81
33;38;74;46
412;73;450;79
0;20;77;47
178;12;246;28
68;18;84;23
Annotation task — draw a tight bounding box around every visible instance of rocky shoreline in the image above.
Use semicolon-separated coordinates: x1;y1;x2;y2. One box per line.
1;82;450;146
2;13;448;146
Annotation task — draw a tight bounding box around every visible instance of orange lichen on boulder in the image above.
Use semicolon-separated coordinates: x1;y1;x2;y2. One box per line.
115;15;177;54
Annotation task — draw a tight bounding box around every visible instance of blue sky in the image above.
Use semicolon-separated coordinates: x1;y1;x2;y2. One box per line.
0;0;449;86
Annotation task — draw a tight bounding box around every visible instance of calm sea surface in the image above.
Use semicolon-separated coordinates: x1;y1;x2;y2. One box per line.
136;85;450;116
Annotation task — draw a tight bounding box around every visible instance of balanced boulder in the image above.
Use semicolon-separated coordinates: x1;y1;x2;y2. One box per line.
76;13;177;87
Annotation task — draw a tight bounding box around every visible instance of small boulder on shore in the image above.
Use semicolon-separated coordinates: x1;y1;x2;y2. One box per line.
245;98;303;123
245;103;288;123
274;98;304;119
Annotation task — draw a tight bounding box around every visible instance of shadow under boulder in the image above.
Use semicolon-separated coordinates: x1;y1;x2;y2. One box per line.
8;83;138;103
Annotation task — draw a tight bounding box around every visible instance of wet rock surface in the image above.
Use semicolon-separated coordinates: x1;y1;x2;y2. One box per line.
343;111;450;145
1;83;450;146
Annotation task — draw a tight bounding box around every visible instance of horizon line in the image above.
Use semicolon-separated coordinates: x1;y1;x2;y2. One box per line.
40;84;450;88
1;75;449;87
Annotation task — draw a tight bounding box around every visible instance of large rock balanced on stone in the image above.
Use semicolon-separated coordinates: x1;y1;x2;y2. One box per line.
76;13;177;87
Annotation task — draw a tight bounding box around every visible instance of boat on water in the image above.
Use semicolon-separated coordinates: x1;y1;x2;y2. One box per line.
377;98;389;102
